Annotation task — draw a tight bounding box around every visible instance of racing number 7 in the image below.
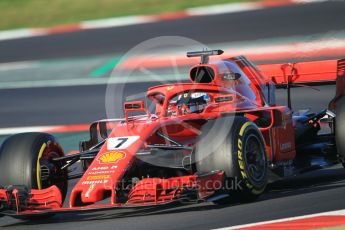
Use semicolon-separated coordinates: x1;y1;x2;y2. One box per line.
107;136;140;150
113;138;128;149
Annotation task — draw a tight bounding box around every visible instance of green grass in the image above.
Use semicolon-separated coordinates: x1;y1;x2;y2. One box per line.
0;0;255;30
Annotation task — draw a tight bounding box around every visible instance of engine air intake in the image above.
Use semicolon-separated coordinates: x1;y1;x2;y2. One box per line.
190;66;215;83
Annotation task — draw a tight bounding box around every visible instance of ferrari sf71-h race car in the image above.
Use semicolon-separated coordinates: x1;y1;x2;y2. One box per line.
0;50;344;219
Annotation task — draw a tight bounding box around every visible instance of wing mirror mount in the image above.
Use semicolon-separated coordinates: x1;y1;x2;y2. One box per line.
124;101;150;122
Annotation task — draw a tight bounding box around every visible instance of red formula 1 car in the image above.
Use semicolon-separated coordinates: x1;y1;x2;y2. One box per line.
0;50;344;219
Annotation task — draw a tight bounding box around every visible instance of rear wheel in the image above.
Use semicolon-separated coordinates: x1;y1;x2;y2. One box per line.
0;132;68;204
336;96;345;168
195;116;268;204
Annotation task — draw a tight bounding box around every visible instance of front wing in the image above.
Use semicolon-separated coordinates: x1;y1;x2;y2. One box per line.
0;171;224;218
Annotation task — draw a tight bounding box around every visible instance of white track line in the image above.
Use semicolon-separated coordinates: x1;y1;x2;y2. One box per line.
0;74;184;89
0;29;46;41
292;0;329;3
0;61;38;71
226;37;345;55
80;16;157;30
0;126;55;135
186;2;262;16
213;209;345;230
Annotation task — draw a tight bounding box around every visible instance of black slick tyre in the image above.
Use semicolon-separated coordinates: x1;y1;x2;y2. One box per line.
0;132;68;205
195;116;268;204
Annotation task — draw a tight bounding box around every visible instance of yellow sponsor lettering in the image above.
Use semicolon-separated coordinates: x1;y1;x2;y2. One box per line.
239;122;251;136
238;139;242;150
240;170;247;179
238;139;243;160
86;175;110;181
238;150;243;161
238;160;245;170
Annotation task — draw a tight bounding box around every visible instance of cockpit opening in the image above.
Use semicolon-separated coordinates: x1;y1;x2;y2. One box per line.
168;92;211;116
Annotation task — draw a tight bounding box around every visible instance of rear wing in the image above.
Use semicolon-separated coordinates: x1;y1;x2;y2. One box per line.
258;59;345;106
257;59;343;85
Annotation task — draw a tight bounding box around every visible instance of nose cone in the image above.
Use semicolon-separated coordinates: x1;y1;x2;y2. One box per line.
81;185;108;203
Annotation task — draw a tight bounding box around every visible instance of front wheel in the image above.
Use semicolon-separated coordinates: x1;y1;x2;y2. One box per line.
195;116;268;203
0;132;68;202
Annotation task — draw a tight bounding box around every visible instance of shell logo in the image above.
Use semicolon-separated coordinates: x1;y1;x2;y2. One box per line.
97;151;126;164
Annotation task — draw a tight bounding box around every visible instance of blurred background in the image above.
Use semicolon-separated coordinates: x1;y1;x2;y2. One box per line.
0;0;254;30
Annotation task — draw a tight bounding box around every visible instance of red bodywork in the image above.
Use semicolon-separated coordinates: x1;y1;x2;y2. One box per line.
0;55;344;216
258;59;345;109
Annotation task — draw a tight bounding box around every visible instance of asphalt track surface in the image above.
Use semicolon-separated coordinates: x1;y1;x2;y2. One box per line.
1;1;345;229
1;1;345;62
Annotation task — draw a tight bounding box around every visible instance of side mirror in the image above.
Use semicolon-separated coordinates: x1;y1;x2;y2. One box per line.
215;95;234;103
124;101;150;121
222;72;241;81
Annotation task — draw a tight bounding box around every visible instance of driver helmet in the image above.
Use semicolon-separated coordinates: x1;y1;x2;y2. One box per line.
177;92;210;113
